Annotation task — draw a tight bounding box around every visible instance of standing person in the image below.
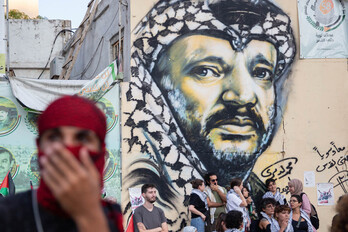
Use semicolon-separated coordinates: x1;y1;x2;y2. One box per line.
274;205;293;232
258;198;277;232
204;173;227;230
263;178;287;205
133;184;168;232
242;186;257;221
189;179;208;232
288;179;311;216
0;96;123;232
289;195;314;232
226;178;248;232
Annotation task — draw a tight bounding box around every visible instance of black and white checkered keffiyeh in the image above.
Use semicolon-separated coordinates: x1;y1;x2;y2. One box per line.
123;0;296;230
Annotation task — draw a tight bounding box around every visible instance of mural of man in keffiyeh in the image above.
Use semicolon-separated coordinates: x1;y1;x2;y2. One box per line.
122;0;296;230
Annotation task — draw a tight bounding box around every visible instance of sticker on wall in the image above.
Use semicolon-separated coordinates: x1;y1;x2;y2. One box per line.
129;187;144;212
304;171;316;187
317;183;334;205
0;97;21;136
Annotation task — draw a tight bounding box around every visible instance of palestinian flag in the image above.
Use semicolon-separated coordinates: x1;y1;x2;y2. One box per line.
0;171;15;197
125;213;134;232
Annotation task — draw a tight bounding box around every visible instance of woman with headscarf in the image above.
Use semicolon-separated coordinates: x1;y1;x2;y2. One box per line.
288;179;311;216
189;179;208;232
289;195;314;232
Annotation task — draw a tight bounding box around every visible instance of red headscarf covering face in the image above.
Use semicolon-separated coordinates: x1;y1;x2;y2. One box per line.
36;95;107;215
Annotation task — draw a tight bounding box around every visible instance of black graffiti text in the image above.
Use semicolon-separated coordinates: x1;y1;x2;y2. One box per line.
261;157;298;181
313;141;345;160
328;168;348;194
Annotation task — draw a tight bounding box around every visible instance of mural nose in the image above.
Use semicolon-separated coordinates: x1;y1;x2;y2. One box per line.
221;72;257;107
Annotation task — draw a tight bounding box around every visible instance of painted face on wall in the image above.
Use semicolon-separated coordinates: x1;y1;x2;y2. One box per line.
0;110;9;122
0;151;13;180
158;34;277;162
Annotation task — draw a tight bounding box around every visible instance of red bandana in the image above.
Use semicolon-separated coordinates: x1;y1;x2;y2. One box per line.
36;95;107;215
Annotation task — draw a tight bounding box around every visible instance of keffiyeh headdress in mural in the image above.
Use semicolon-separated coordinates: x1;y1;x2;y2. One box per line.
123;0;296;229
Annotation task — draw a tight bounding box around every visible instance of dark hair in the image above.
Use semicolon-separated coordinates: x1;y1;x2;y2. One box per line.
290;195;302;203
215;212;227;232
274;205;291;220
0;147;14;163
265;178;276;188
260;198;276;211
230;178;242;189
141;183;156;193
191;179;204;189
225;210;243;229
0;105;9;113
204;172;216;185
331;195;348;232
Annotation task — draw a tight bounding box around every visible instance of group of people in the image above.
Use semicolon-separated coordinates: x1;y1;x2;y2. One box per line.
187;174;319;232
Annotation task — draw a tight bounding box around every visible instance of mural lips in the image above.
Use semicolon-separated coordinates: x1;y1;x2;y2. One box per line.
203;105;266;149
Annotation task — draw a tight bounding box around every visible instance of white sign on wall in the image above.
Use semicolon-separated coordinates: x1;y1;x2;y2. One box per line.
297;0;348;58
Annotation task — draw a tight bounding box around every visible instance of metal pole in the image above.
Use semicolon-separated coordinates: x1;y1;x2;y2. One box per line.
5;0;9;76
118;0;121;68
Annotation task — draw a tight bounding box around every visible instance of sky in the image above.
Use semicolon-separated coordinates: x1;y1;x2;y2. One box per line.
39;0;91;29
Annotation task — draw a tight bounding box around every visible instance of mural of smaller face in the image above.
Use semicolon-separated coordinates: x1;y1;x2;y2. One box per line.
159;35;277;162
0;149;14;180
0;108;9;122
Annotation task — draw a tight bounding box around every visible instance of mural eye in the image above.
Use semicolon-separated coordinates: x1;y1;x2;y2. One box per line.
190;66;220;79
252;67;274;81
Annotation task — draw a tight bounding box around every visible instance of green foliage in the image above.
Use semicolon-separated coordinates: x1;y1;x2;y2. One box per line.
8;9;30;19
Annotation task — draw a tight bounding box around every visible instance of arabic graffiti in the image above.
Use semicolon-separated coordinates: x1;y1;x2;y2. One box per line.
313;141;346;160
314;141;347;172
261;157;298;181
328;168;348;193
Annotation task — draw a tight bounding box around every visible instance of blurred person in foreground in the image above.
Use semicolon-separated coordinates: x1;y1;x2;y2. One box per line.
0;96;123;232
330;194;348;232
225;210;244;232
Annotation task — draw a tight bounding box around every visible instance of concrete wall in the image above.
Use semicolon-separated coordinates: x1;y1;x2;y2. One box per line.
67;0;131;81
122;0;348;231
9;19;71;79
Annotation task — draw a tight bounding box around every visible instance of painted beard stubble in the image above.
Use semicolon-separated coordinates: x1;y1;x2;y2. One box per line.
161;81;275;175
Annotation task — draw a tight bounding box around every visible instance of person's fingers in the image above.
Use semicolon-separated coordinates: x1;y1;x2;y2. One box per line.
40;156;61;192
51;143;84;175
80;148;100;181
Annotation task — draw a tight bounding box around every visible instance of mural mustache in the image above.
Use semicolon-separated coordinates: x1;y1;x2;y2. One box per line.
203;105;266;144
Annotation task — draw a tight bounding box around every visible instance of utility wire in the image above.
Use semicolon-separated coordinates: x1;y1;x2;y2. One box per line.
37;29;75;79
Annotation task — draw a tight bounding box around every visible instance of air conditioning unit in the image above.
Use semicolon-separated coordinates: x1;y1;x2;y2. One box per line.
50;56;65;79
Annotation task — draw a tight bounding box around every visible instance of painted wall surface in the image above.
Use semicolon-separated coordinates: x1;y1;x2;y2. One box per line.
0;81;122;201
9;19;71;79
122;0;348;231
